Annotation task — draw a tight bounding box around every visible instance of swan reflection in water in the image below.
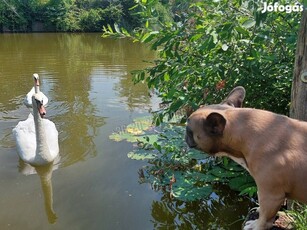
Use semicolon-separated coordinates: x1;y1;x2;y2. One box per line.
18;159;59;224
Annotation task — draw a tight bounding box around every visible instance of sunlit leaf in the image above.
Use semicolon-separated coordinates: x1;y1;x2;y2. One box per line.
222;44;229;51
109;132;141;142
211;31;218;44
114;23;120;33
242;19;256;29
128;150;156;160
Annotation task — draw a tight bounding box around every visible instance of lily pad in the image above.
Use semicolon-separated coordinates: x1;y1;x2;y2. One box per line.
128;150;157;160
109;132;142;142
109;116;153;142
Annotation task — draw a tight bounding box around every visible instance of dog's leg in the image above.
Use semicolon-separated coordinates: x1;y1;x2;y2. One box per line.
244;189;284;230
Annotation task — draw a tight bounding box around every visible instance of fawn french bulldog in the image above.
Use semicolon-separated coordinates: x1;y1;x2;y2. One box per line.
185;86;307;229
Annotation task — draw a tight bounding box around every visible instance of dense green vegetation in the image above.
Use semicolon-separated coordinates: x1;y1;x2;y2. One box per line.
288;202;307;229
0;0;140;32
104;0;301;122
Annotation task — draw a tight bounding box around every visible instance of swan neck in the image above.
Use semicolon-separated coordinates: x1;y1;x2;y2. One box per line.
34;84;39;93
32;98;52;164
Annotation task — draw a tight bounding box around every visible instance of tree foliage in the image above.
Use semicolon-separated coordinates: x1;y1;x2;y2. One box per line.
104;0;301;123
0;0;141;32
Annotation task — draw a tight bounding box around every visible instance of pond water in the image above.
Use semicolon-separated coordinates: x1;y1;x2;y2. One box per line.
0;33;252;230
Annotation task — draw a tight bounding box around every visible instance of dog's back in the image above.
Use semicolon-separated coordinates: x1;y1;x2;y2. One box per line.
221;107;307;203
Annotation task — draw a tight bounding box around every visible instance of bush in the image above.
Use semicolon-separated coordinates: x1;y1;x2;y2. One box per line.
104;0;300;123
80;5;123;32
79;9;102;32
44;0;80;31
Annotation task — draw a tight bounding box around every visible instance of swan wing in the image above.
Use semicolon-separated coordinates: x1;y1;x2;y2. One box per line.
43;119;59;157
24;87;35;108
12;114;36;162
41;92;49;107
23;88;49;107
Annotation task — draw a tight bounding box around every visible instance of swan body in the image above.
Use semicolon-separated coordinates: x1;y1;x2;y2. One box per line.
13;93;59;165
24;73;48;108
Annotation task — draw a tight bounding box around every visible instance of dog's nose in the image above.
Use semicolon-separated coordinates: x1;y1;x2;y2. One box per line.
186;137;197;148
185;127;197;148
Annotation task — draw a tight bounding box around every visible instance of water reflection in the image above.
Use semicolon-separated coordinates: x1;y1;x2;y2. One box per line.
18;161;58;224
151;186;253;229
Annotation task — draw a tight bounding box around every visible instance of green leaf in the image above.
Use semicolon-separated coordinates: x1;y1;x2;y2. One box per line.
172;183;213;201
107;24;114;33
163;72;170;81
109;132;141;142
211;31;218;44
235;26;249;36
140;134;159;145
209;166;237;178
191;33;203;41
242;19;255;29
114;23;120;33
229;176;256;194
185;149;206;160
127;150;156;160
239;186;257;197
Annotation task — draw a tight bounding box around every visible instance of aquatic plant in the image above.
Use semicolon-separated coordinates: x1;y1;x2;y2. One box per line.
110;116;257;201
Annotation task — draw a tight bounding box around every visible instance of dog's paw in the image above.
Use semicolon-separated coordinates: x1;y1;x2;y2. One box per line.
243;219;259;230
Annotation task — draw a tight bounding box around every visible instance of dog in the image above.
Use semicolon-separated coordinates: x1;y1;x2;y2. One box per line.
185;86;307;229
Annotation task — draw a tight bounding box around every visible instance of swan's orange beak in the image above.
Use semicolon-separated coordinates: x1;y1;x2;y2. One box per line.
39;105;46;118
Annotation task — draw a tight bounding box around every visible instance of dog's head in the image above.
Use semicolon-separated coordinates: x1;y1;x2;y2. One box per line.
185;86;246;153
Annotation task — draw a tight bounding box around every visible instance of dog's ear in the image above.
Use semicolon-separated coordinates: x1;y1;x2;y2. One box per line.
204;112;226;136
221;86;245;108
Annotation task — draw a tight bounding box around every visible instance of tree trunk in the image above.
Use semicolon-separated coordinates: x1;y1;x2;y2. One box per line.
288;7;307;211
290;10;307;121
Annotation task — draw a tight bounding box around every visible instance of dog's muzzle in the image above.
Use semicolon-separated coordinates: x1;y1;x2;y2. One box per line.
185;126;197;148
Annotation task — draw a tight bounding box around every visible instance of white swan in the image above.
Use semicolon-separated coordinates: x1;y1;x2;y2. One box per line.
13;93;59;165
24;73;49;108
